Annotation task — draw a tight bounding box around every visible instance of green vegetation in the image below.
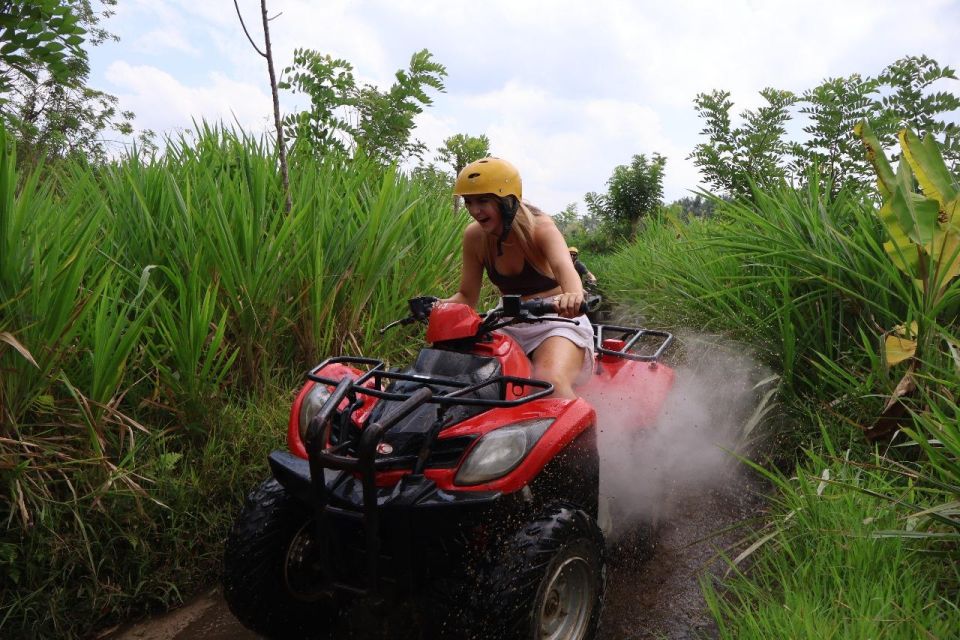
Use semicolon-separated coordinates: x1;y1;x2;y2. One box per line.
280;47;447;162
598;128;959;635
703;439;959;639
0;0;88;90
585;152;667;245
0;0;148;169
1;2;957;635
691;55;960;200
0;126;464;638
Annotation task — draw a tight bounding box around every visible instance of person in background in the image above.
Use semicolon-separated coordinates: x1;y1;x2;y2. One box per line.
442;157;594;399
568;247;597;288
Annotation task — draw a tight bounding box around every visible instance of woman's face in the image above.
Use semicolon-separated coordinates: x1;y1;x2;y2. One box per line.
462;194;502;235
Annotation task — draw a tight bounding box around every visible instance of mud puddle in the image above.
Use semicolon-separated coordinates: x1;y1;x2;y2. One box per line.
103;468;766;640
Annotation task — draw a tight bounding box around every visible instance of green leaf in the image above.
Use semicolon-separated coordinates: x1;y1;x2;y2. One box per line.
931;229;960;284
877;197;920;274
854;120;896;198
901;191;941;247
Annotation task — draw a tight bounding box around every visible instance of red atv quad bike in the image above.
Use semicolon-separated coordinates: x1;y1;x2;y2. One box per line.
223;295;674;640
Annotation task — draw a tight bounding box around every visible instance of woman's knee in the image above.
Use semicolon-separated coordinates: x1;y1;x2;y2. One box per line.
532;360;576;389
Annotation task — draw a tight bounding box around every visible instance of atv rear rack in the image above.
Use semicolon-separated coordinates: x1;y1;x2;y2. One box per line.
593;324;674;362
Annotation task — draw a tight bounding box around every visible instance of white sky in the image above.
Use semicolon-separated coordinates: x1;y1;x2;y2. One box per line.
88;0;960;214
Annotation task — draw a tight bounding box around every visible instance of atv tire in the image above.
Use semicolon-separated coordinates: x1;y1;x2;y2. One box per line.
476;503;605;640
223;477;338;639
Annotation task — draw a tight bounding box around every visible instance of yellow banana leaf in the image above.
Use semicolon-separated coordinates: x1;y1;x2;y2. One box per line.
899;129;957;205
946;196;960;231
878;195;921;274
932;229;960;286
902;191;940;247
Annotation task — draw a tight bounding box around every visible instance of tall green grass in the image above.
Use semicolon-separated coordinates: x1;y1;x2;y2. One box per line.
603;183;912;405
0;124;465;638
601;178;959;634
703;433;959;639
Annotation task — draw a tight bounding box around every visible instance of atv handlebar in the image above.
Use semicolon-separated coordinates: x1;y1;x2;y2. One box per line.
498;294;600;319
380;294;601;334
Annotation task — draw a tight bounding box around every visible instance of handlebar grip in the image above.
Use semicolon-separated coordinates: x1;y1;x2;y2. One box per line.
525;298;555;316
522;294;602;317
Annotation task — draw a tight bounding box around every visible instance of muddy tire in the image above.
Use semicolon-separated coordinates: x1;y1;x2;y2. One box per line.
475;503;605;640
223;477;337;639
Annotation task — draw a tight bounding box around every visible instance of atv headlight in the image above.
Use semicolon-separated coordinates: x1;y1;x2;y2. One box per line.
298;383;332;439
454;419;553;485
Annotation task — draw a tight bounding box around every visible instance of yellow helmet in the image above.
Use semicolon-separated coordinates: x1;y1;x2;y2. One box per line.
568;246;579;254
454;157;522;200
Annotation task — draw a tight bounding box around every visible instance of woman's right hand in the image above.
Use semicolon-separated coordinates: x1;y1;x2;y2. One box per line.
552;291;584;318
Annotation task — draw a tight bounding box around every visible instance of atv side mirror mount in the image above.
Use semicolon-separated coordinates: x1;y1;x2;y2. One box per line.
379;296;438;334
409;296;438;321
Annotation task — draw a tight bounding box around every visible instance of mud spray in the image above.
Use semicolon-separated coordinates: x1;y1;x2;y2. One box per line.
584;331;778;540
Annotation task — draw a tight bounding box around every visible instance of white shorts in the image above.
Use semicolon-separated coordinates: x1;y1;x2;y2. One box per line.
499;314;596;385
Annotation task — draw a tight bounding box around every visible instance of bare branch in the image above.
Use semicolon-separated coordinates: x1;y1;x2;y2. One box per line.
233;0;266;58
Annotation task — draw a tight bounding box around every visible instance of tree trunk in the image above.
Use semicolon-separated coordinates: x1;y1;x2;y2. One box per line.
259;0;292;215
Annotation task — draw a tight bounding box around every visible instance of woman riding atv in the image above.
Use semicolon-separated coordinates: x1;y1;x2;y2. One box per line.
442;157;593;399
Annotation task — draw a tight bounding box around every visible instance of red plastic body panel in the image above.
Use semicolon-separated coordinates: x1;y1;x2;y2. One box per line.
287;323;675;494
470;332;532;399
287;362;379;459
425;302;481;343
578;338;675;433
371;398;595;493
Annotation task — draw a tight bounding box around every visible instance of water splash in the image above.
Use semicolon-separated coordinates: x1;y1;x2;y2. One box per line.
587;332;777;538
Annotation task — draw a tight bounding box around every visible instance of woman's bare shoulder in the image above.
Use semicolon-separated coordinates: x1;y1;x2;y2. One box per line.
532;213;561;240
463;221;486;247
462;222;486;260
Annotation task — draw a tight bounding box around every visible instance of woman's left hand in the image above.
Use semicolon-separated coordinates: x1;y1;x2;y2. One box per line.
552;291;584;318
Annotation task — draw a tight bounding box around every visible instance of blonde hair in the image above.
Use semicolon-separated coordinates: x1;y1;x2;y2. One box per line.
484;200;551;273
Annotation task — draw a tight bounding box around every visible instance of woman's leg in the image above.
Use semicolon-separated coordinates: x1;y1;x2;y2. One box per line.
530;336;588;399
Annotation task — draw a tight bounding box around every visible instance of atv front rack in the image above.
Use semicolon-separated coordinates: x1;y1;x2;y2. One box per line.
297;356;554;598
593;324;674;362
307;355;554;407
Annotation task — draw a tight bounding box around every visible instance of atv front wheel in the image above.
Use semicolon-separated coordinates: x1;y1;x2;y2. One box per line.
478;504;605;640
223;477;338;639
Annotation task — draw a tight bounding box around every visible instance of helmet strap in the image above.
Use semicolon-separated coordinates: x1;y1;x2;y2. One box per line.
496;196;520;256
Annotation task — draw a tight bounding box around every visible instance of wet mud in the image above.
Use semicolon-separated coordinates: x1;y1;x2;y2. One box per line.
104;468;766;640
597;470;768;639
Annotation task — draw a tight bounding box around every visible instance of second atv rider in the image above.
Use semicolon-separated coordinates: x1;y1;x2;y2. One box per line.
569;246;598;288
442;157;593;399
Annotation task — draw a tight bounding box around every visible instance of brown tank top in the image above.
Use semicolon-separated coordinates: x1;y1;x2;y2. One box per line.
485;259;560;296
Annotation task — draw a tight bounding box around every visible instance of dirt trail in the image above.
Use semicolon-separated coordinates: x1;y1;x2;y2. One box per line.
598;470;767;639
104;468;765;640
